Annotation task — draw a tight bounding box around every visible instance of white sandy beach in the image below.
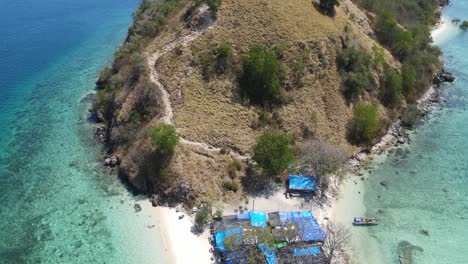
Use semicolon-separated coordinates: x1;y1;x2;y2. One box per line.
136;200;213;264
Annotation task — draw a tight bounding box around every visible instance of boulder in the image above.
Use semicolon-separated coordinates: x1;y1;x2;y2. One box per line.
134;204;142;213
104;155;119;167
69;161;78;167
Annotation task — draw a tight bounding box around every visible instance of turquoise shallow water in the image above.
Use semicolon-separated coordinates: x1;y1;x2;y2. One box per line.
0;0;166;263
360;1;468;263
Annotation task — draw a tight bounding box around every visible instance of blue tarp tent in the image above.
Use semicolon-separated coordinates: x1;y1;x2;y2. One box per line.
250;211;267;228
258;244;278;264
237;213;251;220
215;227;243;251
288;175;317;191
278;211;325;242
293;245;321;257
225;251;248;264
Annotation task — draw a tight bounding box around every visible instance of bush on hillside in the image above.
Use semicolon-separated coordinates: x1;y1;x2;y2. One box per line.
240;45;283;106
380;68;403;107
401;104;421;128
348;104;378;145
375;13;414;60
216;43;231;74
318;0;340;16
195;204;211;227
337;47;373;101
149;123;179;155
194;0;222;11
402;62;417;103
460;21;468;30
253;131;294;177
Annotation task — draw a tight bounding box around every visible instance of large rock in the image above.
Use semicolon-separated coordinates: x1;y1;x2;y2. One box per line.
104;155;119;167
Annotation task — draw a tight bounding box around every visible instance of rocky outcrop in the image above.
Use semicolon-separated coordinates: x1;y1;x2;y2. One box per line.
104;155;119;167
438;0;450;7
433;68;455;86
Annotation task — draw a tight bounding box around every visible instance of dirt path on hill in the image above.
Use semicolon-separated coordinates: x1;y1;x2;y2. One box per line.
147;6;250;161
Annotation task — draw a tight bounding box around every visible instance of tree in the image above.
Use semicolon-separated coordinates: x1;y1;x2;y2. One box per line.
337;46;373;102
402;62;417;102
452;18;461;25
348;104;378;145
323;221;351;264
194;0;222;11
318;0;340;16
380;68;403;107
240;45;282;106
296;141;348;195
460;21;468;30
149;123;179;155
253;131;294;177
195;204;211;228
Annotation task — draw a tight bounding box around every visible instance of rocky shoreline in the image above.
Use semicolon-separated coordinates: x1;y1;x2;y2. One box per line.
348;67;454;174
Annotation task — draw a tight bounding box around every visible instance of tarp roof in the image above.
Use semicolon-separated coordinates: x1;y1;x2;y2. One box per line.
278;211;325;242
225;251;248;264
250;211;267;228
258;244;278;264
215;227;243;252
288;175;317;191
292;246;321;257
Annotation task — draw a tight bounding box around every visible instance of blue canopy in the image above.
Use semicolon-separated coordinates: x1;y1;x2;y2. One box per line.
225;251;248;264
278;211;325;242
250;211;267;228
237;213;251;220
288;175;317;191
215;227;243;252
258;244;278;264
293;245;321;257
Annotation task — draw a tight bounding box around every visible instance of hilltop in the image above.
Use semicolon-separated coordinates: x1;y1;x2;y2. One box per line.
93;0;442;208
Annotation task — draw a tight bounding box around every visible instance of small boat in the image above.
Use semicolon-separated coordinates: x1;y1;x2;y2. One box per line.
353;217;380;226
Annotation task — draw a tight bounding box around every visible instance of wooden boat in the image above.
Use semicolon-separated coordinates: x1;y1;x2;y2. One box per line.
353;217;380;226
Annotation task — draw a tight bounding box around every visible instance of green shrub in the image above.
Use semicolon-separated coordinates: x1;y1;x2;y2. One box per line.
222;180;239;192
402;62;417;102
194;0;222;11
460;21;468;30
216;43;231;74
253;131;295;176
375;13;414;60
195;205;211;226
157;0;180;15
401;104;421;128
349;104;378;145
380;68;403;107
240;45;282;106
227;159;242;178
149;123;179;155
318;0;340;16
337;47;373;101
200;53;215;80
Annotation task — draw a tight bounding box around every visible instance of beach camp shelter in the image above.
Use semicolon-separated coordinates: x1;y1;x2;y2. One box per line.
258;244;278;264
278;211;325;242
288;175;317;192
249;211;268;228
215;227;243;252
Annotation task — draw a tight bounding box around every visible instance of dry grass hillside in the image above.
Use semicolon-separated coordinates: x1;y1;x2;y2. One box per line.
131;0;400;204
155;0;394;155
96;0;402;206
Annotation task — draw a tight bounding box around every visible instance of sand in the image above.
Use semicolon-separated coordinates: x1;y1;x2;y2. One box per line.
137;200;213;264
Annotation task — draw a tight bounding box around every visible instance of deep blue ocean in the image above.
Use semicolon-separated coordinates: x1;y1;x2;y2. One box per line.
0;0;166;263
358;1;468;263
